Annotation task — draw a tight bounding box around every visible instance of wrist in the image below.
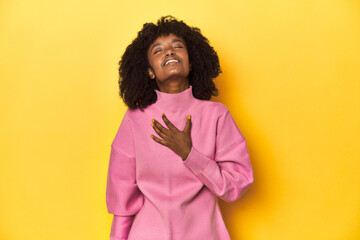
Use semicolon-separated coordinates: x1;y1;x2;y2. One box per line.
181;146;192;161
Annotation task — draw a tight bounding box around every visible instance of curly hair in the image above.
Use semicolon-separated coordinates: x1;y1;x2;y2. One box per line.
118;15;221;110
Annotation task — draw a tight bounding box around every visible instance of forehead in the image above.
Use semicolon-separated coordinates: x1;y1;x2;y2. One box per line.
149;33;186;48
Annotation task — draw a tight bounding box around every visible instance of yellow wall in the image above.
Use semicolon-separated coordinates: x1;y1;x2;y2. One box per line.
1;0;359;239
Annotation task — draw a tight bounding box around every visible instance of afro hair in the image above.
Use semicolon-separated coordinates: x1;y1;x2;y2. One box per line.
118;15;221;110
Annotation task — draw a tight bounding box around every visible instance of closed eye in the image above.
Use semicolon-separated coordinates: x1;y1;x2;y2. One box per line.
154;49;162;54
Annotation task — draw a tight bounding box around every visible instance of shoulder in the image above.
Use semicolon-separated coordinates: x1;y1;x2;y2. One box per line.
123;108;144;121
195;99;230;116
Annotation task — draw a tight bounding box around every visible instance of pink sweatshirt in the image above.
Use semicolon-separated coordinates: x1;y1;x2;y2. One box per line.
106;86;253;240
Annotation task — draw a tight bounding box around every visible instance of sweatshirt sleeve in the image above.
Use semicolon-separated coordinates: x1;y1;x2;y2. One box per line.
106;110;144;240
183;109;253;202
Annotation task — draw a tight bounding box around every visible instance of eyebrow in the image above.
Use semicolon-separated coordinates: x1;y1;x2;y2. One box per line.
150;39;185;51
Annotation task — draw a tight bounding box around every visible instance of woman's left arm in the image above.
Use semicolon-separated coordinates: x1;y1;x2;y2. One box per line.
183;110;254;202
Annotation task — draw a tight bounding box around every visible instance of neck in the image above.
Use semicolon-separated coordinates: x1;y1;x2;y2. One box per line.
154;85;194;113
156;78;189;93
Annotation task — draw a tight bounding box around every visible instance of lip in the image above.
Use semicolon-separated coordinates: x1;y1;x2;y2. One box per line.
163;57;180;66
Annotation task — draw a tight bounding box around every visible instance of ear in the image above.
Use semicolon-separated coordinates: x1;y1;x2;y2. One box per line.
147;67;156;79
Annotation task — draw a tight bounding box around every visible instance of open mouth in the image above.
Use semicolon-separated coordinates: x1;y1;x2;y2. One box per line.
164;59;180;66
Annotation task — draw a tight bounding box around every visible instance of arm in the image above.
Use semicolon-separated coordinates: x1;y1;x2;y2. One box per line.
110;215;135;240
183;110;253;202
106;111;143;240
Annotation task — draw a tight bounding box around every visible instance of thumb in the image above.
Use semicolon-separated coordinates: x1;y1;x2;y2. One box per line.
183;115;192;134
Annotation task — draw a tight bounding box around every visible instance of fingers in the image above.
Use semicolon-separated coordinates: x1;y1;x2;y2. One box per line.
162;113;178;131
183;115;192;135
151;121;167;139
150;134;166;146
152;119;168;135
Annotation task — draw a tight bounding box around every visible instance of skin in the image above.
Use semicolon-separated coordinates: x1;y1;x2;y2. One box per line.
147;33;193;160
147;33;192;93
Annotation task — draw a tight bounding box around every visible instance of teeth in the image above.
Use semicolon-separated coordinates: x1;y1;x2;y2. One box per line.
165;59;179;65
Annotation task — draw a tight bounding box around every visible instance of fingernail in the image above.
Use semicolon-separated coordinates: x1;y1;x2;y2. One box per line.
152;119;155;123
162;113;165;117
151;123;154;127
188;115;191;119
150;135;154;138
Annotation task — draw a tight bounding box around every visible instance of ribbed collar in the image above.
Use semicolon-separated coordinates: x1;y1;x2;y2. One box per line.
154;85;195;113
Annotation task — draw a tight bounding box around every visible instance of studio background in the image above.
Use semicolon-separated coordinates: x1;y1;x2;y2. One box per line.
1;0;359;239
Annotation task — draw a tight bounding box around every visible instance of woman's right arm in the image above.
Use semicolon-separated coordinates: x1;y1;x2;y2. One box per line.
110;215;135;240
106;111;144;240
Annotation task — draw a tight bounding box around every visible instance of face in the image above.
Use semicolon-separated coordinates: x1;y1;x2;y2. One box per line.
147;33;191;85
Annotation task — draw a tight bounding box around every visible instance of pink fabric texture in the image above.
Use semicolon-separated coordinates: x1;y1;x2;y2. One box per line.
106;86;253;240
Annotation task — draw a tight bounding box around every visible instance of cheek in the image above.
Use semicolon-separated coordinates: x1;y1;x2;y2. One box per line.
183;53;190;65
147;53;159;67
152;56;163;68
184;56;191;69
147;57;154;68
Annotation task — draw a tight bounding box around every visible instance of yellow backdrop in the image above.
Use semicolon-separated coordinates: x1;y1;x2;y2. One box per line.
1;0;359;239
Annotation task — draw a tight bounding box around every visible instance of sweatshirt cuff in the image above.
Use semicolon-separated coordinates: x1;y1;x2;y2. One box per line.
110;237;126;240
110;215;134;240
183;147;212;175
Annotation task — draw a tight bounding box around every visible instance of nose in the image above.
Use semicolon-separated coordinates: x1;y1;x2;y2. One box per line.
165;47;175;56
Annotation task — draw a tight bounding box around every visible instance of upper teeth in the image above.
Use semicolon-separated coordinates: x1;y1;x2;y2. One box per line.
165;59;179;65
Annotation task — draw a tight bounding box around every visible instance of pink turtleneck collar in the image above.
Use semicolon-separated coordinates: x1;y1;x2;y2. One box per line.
154;85;195;113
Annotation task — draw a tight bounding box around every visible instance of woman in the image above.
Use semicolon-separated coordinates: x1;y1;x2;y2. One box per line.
106;16;253;240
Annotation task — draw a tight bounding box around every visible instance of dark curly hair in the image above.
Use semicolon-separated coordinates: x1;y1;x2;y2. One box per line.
118;15;221;110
